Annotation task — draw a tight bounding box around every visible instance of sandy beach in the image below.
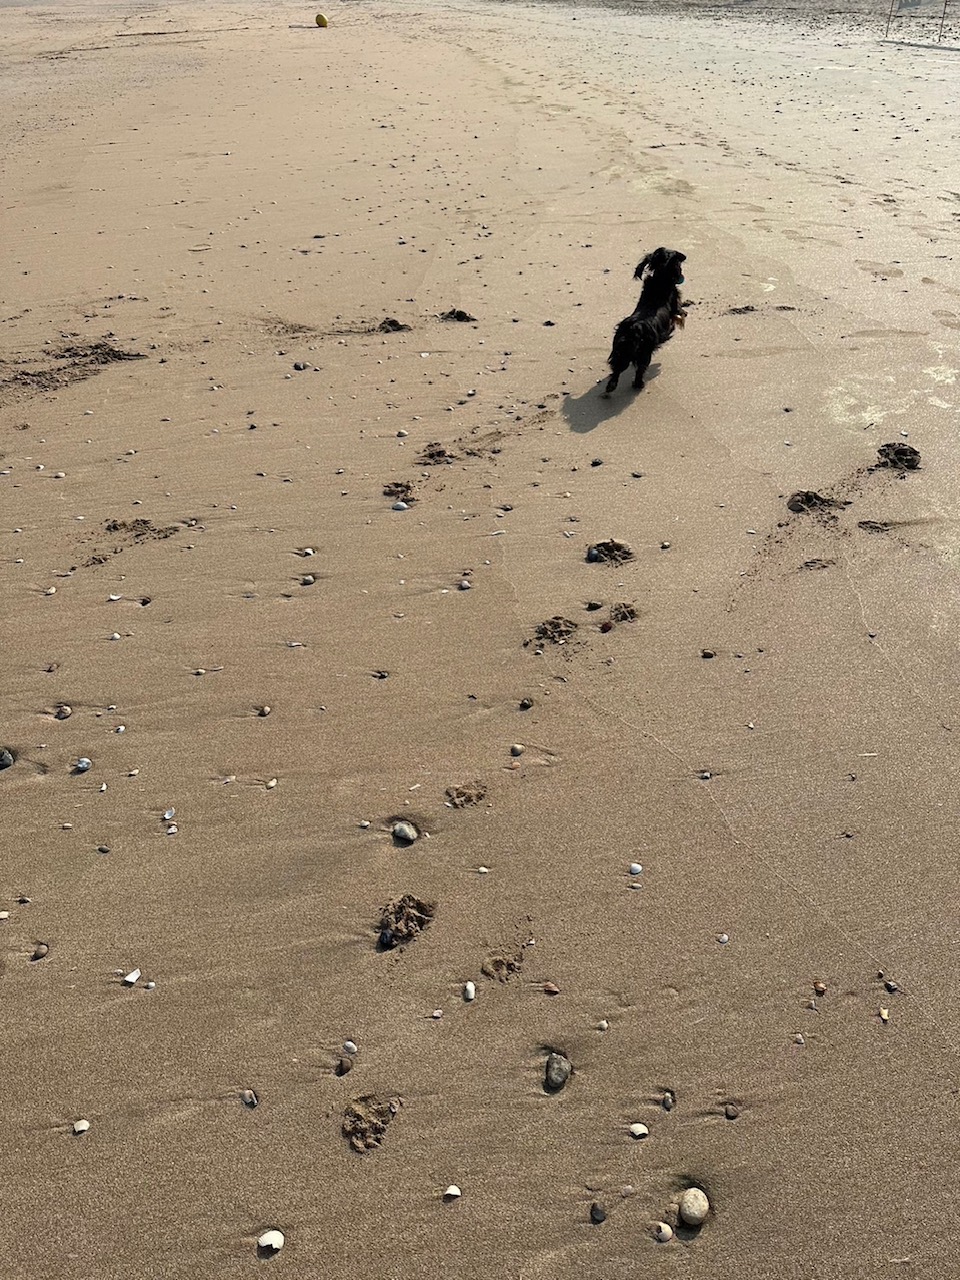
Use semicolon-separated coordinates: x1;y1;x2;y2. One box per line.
2;0;960;1274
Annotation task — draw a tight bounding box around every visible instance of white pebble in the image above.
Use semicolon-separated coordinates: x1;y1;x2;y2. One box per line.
629;1123;649;1139
122;968;141;987
44;586;56;596
477;865;489;875
629;863;643;875
717;933;729;945
359;820;371;829
343;1039;358;1056
72;1119;91;1136
654;1222;674;1243
678;1186;710;1226
163;808;175;821
265;778;278;789
145;981;156;990
75;757;92;772
110;632;121;641
463;981;476;1002
257;1229;284;1255
597;1019;609;1031
392;501;409;511
108;593;121;601
443;1185;462;1201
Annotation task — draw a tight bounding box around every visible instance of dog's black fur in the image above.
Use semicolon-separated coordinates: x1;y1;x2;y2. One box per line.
603;247;686;395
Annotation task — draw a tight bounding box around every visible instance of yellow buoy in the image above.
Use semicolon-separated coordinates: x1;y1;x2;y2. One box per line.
316;12;328;26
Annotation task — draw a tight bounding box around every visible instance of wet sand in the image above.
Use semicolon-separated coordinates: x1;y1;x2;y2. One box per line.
2;0;960;1275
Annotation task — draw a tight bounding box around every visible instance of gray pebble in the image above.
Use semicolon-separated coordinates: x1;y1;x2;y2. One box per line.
0;748;14;771
544;1051;571;1092
678;1186;710;1227
590;1202;607;1224
392;821;419;844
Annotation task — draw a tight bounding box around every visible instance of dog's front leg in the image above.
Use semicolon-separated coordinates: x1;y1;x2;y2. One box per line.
603;371;620;396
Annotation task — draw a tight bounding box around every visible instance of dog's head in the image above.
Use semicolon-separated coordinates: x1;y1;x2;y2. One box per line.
634;247;686;283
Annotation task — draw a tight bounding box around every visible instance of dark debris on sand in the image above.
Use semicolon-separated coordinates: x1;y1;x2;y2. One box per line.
378;894;436;949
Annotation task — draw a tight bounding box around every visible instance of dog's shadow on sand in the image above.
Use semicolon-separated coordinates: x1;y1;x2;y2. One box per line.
562;365;662;433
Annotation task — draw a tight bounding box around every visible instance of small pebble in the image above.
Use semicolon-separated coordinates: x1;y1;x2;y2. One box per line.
144;980;156;991
241;1089;259;1109
717;932;730;945
342;1039;359;1056
0;748;15;770
678;1187;710;1227
110;632;121;641
662;1090;675;1112
463;981;476;1002
392;821;419;844
814;981;827;996
31;942;50;961
458;579;471;591
359;819;371;829
431;1009;443;1019
163;808;175;821
74;757;92;773
55;705;73;720
443;1185;462;1202
724;1103;740;1120
629;1122;649;1139
654;1222;674;1243
122;968;141;986
590;1202;607;1225
519;697;534;710
510;743;525;757
542;982;561;996
477;865;489;875
544;1051;572;1092
392;501;410;512
794;1032;805;1045
397;429;409;438
701;649;715;660
257;1230;284;1256
597;1019;609;1032
265;778;278;789
629;862;643;876
257;706;272;717
44;586;56;596
72;1119;90;1136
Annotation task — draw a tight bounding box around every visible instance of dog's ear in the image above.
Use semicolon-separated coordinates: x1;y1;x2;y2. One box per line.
633;253;653;280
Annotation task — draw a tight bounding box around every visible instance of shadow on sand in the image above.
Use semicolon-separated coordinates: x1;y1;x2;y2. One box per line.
562;364;662;434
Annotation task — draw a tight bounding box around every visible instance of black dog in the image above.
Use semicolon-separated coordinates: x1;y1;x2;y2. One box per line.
603;247;686;395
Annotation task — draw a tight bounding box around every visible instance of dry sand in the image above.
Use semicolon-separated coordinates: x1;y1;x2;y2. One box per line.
2;0;960;1274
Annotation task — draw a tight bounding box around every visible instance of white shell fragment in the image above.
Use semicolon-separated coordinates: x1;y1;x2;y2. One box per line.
463;981;476;1002
654;1221;674;1243
72;1119;91;1136
629;1123;649;1139
443;1185;462;1201
122;968;141;987
163;808;175;821
257;1229;284;1255
342;1039;358;1056
678;1186;710;1226
75;757;92;772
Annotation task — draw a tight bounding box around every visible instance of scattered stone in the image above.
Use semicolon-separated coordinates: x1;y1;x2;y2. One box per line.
662;1089;676;1112
463;981;476;1002
383;480;416;502
678;1187;710;1227
590;458;603;467
724;1103;740;1121
629;1123;649;1139
257;706;271;717
654;1222;674;1243
542;982;561;996
510;743;525;757
292;361;308;371
392;501;410;512
241;1089;259;1109
256;1229;284;1257
0;748;15;771
597;1019;609;1032
378;894;435;949
586;539;634;565
54;704;73;719
884;979;899;994
590;1202;607;1224
858;519;890;534
814;980;827;996
343;1040;359;1056
701;649;715;659
458;578;471;591
544;1051;572;1093
343;1093;402;1152
335;1056;353;1077
877;442;920;470
378;317;411;333
439;309;477;323
392;820;419;845
445;781;486;808
519;697;534;710
31;942;50;962
443;1184;463;1201
72;1119;91;1136
629;863;643;876
74;757;92;773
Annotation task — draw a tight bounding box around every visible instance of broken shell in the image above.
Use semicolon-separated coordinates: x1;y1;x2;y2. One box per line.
122;968;141;986
814;980;827;996
54;704;73;720
678;1186;710;1227
629;1122;649;1139
542;982;561;996
257;1229;284;1255
163;808;175;821
463;981;476;1002
257;705;272;717
44;587;57;596
72;1119;90;1136
879;1006;890;1023
654;1222;674;1243
443;1185;462;1201
241;1089;259;1108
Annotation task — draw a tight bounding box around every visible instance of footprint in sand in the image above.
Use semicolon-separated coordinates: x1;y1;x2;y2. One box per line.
856;261;904;280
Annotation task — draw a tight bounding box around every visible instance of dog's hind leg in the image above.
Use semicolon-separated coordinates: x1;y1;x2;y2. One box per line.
631;346;654;390
603;370;621;396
